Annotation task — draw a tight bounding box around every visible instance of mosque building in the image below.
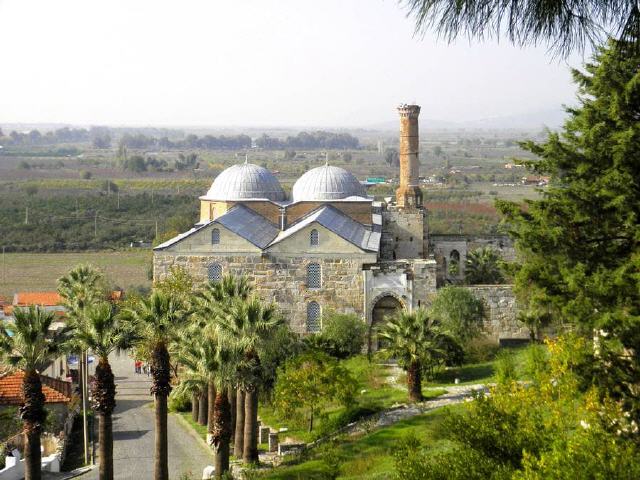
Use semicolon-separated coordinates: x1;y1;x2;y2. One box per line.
153;105;518;347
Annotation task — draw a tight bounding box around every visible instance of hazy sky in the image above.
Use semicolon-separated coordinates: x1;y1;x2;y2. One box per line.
0;0;587;127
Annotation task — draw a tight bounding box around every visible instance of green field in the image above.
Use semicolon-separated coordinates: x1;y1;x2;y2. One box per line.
0;251;151;298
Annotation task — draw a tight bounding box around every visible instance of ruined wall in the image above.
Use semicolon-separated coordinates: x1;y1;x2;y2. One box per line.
154;253;369;334
464;285;528;341
363;259;437;324
380;208;428;260
430;234;515;285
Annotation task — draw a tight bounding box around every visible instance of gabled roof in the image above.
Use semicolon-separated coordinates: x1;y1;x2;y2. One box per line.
268;205;380;252
154;222;211;250
13;292;61;307
153;205;280;251
215;204;280;249
0;371;71;405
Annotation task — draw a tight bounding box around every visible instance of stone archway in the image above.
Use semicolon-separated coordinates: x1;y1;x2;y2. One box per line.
369;295;404;353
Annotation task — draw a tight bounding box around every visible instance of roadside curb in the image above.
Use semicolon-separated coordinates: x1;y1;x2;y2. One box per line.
59;465;94;479
172;412;212;455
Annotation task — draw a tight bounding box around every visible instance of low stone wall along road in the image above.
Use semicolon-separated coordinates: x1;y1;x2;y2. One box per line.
78;351;211;480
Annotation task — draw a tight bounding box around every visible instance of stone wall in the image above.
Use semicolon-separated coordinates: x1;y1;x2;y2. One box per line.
363;259;437;324
430;234;515;285
380;208;428;260
464;285;528;341
154;253;368;334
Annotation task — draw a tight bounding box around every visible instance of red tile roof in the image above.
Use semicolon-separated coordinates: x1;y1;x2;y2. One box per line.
13;292;62;307
0;371;71;405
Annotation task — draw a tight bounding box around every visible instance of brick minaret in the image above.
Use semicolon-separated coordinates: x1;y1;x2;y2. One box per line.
395;104;423;209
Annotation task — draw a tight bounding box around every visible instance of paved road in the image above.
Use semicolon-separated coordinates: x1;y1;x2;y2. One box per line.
78;351;212;480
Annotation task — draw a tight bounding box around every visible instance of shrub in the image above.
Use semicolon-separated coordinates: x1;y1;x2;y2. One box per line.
465;336;500;363
521;343;549;380
311;312;366;359
394;435;512;480
429;286;485;346
168;388;192;412
494;349;517;384
399;336;640;479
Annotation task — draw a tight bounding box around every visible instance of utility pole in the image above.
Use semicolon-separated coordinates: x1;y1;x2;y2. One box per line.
24;207;28;225
82;350;89;464
155;220;158;239
1;246;5;284
94;211;98;239
117;190;120;209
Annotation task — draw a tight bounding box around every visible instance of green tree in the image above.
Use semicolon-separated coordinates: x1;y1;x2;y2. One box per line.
429;286;484;346
274;351;357;432
190;276;254;476
307;312;366;359
175;333;232;477
384;147;399;167
465;247;504;284
378;308;451;402
0;307;69;480
120;292;187;480
496;40;640;423
69;302;136;480
405;0;640;56
394;335;640;479
217;296;282;463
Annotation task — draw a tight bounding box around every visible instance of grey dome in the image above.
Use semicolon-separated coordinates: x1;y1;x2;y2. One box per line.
292;165;366;202
204;163;285;201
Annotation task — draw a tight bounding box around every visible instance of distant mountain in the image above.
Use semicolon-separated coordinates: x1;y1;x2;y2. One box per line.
370;107;568;132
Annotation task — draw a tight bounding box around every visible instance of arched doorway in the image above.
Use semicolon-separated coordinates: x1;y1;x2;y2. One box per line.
369;295;404;352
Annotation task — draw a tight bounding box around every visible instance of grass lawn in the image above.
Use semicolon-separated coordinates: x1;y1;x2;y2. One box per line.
258;355;446;444
430;360;496;386
0;250;151;298
176;411;208;443
258;406;461;479
429;345;534;387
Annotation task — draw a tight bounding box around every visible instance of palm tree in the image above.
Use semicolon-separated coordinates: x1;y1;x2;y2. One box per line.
175;333;234;477
217;297;282;464
58;264;104;465
58;264;103;316
120;291;187;480
195;275;252;460
404;0;640;56
0;306;69;480
378;308;449;403
465;247;504;285
70;302;136;480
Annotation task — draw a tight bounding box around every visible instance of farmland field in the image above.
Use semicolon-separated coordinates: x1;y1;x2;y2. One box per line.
0;251;151;299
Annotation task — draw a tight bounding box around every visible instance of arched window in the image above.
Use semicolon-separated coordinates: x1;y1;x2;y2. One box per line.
211;228;220;245
307;263;321;289
306;302;321;333
450;250;461;262
207;263;222;282
310;229;319;246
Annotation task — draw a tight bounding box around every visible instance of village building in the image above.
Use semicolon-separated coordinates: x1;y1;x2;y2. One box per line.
0;370;72;425
154;105;525;346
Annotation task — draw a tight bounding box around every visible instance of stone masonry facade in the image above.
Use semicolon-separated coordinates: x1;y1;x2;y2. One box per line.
154;253;367;334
